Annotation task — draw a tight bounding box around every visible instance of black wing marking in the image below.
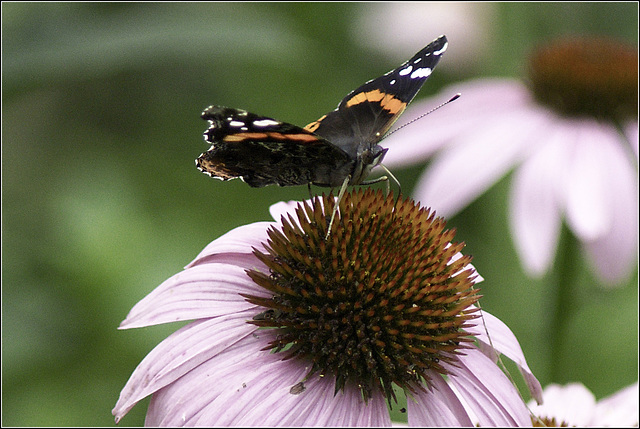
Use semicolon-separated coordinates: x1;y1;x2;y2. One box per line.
198;106;355;188
304;35;448;157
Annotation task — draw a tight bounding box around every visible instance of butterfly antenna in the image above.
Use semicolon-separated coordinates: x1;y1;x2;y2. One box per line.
385;93;461;138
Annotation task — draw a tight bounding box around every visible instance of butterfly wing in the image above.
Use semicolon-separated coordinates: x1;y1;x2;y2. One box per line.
197;106;355;188
304;35;448;158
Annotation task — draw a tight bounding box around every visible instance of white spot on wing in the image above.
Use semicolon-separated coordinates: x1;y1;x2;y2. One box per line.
433;42;448;56
229;120;245;127
410;67;432;79
253;119;280;127
398;65;413;76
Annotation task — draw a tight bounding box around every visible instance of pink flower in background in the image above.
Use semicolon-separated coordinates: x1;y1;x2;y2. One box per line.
113;191;541;426
383;37;638;285
528;382;639;427
352;3;496;74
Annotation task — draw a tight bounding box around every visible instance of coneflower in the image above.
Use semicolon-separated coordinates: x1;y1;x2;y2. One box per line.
113;190;541;426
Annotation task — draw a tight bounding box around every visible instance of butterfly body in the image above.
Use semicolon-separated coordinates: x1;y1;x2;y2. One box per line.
197;35;448;189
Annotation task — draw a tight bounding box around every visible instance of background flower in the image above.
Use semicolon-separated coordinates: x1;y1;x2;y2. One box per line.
351;3;496;74
528;382;639;427
383;77;638;285
3;2;637;426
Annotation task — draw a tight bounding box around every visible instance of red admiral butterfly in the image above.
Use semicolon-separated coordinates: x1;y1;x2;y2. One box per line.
197;35;448;193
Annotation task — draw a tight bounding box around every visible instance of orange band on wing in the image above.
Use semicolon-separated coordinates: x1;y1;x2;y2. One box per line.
224;132;319;143
304;115;326;133
345;89;406;115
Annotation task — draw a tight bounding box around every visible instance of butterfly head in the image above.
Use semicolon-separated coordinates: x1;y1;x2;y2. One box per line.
350;145;388;185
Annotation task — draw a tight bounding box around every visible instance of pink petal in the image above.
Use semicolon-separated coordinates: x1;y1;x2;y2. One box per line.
448;247;484;284
120;263;268;329
146;331;391;426
353;4;495;72
383;79;533;167
582;130;639;285
510;115;637;284
382;96;469;164
509;134;566;276
467;309;543;404
564;119;616;241
411;104;551;218
625;121;638;160
186;221;273;268
443;347;531;426
113;311;259;422
269;199;307;222
268;376;390;427
529;383;596;426
269;197;329;230
408;373;474;426
593;382;639;426
144;329;283;425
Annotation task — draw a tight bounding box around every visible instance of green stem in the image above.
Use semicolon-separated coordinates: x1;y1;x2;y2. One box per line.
549;226;580;382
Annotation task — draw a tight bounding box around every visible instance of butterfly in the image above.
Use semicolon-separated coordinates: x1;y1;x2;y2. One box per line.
196;35;448;196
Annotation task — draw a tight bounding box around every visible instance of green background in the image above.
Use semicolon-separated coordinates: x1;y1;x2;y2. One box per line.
3;2;637;426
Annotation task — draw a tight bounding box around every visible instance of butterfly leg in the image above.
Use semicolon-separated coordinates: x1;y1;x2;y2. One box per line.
361;175;389;195
360;164;401;197
381;164;401;197
361;164;403;219
378;164;404;218
326;175;350;239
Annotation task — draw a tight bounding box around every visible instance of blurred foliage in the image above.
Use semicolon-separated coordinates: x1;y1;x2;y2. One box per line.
2;2;637;426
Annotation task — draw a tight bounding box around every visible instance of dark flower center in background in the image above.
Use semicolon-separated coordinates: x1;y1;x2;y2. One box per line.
528;37;638;122
244;189;481;403
532;415;569;427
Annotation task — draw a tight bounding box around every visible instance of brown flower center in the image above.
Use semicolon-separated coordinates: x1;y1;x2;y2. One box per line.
528;37;638;121
532;415;570;427
243;189;481;403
